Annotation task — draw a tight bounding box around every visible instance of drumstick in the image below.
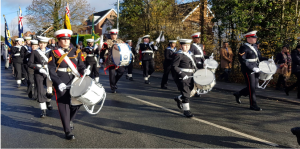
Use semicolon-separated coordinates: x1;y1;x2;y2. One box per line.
79;65;91;86
188;75;201;78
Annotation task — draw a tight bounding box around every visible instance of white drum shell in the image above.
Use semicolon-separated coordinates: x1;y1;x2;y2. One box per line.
258;61;277;81
193;69;216;90
205;59;218;74
112;43;132;66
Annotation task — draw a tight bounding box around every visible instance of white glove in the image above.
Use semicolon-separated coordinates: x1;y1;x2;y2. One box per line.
39;69;47;74
100;59;103;63
84;69;91;75
149;41;154;45
154;46;158;50
268;59;274;63
209;56;214;59
58;83;67;92
183;75;189;80
252;67;261;73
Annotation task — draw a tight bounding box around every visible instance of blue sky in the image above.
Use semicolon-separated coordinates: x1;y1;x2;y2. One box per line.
1;0;195;37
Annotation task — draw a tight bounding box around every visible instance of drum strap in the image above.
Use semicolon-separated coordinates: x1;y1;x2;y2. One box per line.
193;43;204;57
36;49;49;62
54;49;81;77
182;52;197;70
245;43;259;63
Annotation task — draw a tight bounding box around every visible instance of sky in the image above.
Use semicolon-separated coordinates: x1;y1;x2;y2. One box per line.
1;0;194;37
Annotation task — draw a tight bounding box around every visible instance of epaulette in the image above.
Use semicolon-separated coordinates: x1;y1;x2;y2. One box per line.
52;50;61;58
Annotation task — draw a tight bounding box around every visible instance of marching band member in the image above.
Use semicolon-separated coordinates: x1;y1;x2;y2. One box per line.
28;36;53;117
161;40;177;89
11;38;26;88
139;35;158;84
48;29;89;140
82;39;100;82
173;39;201;118
24;40;38;99
100;29;125;93
233;31;273;111
125;40;136;81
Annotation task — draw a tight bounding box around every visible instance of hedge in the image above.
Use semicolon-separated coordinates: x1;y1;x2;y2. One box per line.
71;34;100;48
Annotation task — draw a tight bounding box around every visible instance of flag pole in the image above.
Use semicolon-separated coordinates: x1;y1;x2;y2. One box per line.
117;0;119;30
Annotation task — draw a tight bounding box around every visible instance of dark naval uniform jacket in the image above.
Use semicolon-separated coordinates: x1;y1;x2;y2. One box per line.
82;46;99;63
139;43;157;61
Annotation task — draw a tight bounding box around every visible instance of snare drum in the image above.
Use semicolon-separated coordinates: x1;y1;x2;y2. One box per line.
193;69;216;91
258;61;277;81
70;76;106;114
112;43;132;66
204;59;219;73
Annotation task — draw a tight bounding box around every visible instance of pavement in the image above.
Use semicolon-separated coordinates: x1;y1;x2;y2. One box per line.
1;62;300;148
131;68;300;105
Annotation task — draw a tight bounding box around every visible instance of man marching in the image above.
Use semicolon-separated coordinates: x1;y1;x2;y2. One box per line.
48;29;90;140
173;39;201;118
139;35;158;84
100;29;125;93
125;40;136;81
82;39;100;82
233;31;273;111
28;36;53;117
161;40;177;89
11;38;26;88
24;40;38;99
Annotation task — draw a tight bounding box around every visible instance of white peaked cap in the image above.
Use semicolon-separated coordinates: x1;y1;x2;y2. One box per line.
15;38;24;42
191;32;201;38
86;39;95;43
54;29;73;39
24;36;32;40
179;39;192;44
109;29;119;34
169;40;177;43
142;35;150;39
126;40;132;43
244;30;258;38
37;36;51;43
30;40;39;45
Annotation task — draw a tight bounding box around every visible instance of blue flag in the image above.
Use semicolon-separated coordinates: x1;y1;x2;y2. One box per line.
4;16;12;48
76;34;79;45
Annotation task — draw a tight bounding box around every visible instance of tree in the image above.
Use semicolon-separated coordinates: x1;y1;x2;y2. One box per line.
26;0;95;36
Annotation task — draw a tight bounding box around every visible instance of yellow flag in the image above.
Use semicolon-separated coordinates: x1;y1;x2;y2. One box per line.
64;13;72;30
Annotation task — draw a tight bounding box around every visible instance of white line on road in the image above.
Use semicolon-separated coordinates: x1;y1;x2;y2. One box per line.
127;95;279;147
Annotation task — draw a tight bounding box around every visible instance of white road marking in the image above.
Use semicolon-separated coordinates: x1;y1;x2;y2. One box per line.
127;95;279;147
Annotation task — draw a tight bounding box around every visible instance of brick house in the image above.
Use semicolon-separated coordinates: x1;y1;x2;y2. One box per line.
78;8;117;38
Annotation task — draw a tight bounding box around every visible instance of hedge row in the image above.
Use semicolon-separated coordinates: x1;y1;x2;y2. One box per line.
70;34;100;48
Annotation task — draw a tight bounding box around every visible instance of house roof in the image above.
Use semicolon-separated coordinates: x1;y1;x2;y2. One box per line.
86;9;117;26
177;2;214;22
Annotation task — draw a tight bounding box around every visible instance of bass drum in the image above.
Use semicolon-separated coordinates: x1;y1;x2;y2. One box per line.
112;43;132;66
193;69;216;92
70;76;106;115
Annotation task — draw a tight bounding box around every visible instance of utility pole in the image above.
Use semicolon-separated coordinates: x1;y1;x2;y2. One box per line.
117;0;119;30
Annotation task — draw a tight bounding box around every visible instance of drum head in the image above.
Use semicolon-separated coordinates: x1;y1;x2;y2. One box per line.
112;44;121;66
70;76;93;97
259;61;277;74
205;59;219;68
193;69;215;85
112;43;132;66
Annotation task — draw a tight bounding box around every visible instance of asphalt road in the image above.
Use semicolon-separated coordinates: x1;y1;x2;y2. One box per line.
1;63;299;148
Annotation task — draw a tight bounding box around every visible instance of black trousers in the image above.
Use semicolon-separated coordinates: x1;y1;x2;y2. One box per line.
27;71;37;99
178;72;194;103
54;88;81;134
238;71;259;106
276;74;287;89
35;74;48;103
22;64;27;80
286;72;300;98
13;62;22;80
109;66;125;89
161;63;172;87
142;59;155;77
85;61;99;78
127;61;133;75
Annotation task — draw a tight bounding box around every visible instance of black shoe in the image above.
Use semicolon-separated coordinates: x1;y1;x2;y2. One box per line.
111;89;116;93
22;79;27;85
65;132;75;140
46;93;53;99
129;77;134;81
161;86;167;89
250;105;262;111
194;94;201;97
126;75;129;79
291;127;300;145
40;110;46;118
183;110;194;118
46;102;53;110
70;121;74;130
145;80;150;84
233;92;241;104
284;88;289;96
174;97;183;109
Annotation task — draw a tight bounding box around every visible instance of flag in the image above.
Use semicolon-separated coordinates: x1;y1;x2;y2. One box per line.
18;7;23;38
4;16;12;48
64;3;72;30
76;34;79;45
91;14;95;46
161;34;165;42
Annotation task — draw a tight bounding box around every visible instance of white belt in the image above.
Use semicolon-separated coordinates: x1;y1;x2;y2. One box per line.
57;67;72;73
142;50;153;53
14;53;20;56
87;54;94;57
246;58;258;62
180;68;195;73
194;55;203;58
36;64;48;68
